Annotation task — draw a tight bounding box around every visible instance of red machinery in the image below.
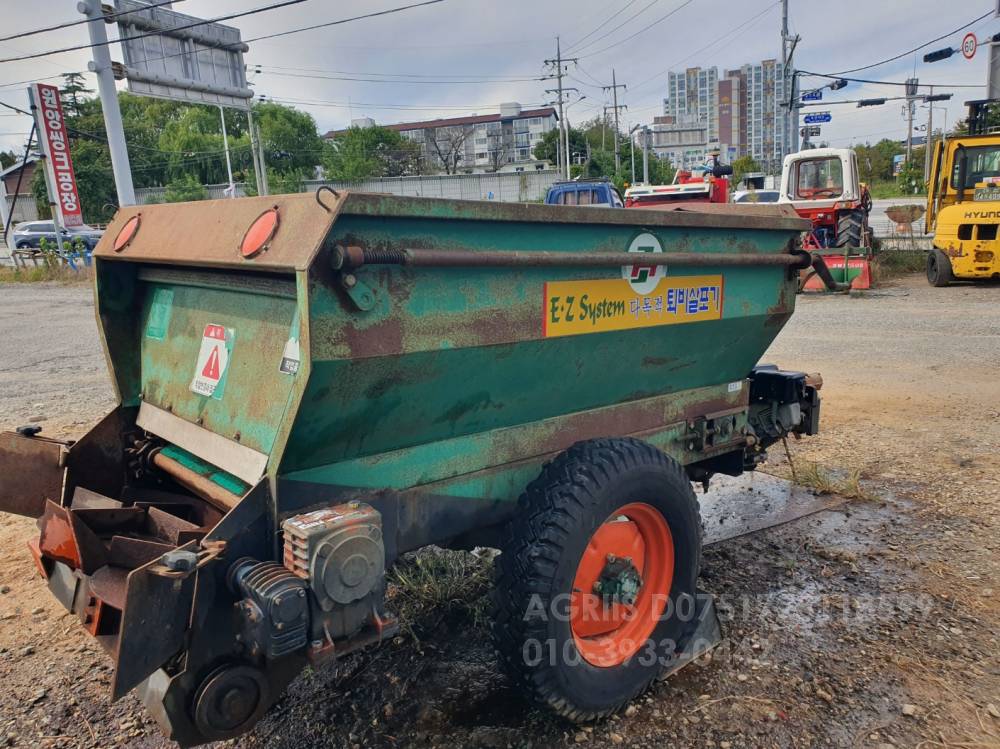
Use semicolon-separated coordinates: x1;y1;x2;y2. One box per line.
625;156;731;209
778;148;874;290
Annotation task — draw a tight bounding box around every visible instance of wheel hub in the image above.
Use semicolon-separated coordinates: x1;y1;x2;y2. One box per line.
593;554;643;606
192;665;269;740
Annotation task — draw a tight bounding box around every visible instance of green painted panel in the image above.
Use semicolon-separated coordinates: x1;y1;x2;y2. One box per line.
281;210;795;474
283;382;746;491
138;281;298;456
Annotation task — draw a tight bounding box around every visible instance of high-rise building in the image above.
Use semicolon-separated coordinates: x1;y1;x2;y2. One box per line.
665;68;720;143
742;59;790;175
659;60;794;175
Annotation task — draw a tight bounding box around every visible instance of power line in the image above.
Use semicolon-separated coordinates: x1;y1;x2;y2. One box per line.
0;74;75;91
251;62;541;80
828;10;995;76
799;71;984;88
237;0;445;47
260;94;548;113
102;1;448;76
625;1;779;104
253;68;542;85
577;0;698;59
566;0;661;56
0;0;177;44
564;0;641;53
0;0;315;66
0;99;255;158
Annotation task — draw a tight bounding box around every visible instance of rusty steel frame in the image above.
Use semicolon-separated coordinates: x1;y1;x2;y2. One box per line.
334;245;814;270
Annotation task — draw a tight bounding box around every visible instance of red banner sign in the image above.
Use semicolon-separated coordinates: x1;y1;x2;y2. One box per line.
33;83;83;227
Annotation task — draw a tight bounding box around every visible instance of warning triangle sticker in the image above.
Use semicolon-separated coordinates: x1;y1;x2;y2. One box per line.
190;323;231;397
201;346;221;379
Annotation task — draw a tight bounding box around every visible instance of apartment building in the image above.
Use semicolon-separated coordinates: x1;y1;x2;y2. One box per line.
659;60;794;174
326;103;558;173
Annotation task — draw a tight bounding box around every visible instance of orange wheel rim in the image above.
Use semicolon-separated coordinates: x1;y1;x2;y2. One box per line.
570;502;674;667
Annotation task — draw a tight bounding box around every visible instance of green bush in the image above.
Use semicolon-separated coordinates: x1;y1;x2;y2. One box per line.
164;174;208;203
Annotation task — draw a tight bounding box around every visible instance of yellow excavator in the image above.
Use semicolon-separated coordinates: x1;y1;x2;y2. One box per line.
925;100;1000;286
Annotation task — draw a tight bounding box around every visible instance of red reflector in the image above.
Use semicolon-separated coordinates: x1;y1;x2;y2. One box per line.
240;208;280;259
113;214;141;253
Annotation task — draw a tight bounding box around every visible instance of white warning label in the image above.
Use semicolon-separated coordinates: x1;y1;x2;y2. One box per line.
190;323;231;397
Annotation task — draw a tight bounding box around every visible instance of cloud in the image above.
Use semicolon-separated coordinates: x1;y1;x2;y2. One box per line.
0;0;992;158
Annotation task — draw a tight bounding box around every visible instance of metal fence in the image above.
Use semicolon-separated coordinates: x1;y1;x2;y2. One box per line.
134;170;562;206
0;193;39;225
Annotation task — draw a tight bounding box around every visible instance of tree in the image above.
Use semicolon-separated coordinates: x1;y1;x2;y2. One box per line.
321;125;422;181
486;130;509;172
426;125;468;174
532;127;587;165
730;155;762;189
0;150;17;170
951;102;1000;136
60;72;92;116
854;138;903;184
896;157;925;194
164;174;208;203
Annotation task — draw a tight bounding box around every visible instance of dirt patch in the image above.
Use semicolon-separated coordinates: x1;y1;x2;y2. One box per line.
1;274;998;748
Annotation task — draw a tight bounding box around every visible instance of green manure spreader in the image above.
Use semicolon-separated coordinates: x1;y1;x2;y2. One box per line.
0;191;825;745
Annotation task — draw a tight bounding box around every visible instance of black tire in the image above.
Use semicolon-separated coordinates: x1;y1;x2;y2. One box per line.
835;209;865;249
492;437;702;722
927;249;953;287
15;242;30;249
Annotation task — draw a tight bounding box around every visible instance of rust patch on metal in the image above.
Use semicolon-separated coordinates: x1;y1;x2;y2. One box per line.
94;193;345;273
38;501;82;570
765;280;794;328
0;432;65;518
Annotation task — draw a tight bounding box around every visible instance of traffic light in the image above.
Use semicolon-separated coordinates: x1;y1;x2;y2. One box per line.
857;98;887;108
923;93;953;103
923;47;954;63
830;78;848;91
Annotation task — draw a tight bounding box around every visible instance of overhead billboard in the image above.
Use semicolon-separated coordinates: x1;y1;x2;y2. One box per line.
32;83;84;228
114;0;253;107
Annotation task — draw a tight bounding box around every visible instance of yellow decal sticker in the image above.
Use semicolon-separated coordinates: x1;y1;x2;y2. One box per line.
543;275;724;338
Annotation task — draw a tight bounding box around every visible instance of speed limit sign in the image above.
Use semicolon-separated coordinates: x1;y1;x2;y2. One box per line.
963;32;977;60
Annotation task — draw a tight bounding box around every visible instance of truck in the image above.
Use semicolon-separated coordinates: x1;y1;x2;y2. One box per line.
545;178;624;207
924;99;1000;286
778;147;874;290
0;191;833;745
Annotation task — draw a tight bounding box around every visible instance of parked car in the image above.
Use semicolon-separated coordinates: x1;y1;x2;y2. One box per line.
11;221;104;251
545;179;624;207
733;189;781;204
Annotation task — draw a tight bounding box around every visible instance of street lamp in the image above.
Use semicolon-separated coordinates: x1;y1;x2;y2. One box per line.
628;124;641;184
563;95;587;178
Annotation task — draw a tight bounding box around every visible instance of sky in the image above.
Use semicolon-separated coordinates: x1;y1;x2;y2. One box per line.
0;0;996;161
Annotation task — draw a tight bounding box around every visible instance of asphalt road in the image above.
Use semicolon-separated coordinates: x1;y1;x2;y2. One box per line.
0;282;114;435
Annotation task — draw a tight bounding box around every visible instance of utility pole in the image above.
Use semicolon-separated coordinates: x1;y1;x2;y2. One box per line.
781;0;801;158
219;107;235;198
906;102;914;161
603;69;627;172
544;37;578;179
80;0;135;206
247;104;268;196
642;127;650;184
904;78;918;162
924;86;933;182
629;124;639;184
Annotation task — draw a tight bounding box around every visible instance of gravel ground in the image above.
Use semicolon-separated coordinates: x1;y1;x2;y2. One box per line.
0;274;998;749
0;282;114;436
